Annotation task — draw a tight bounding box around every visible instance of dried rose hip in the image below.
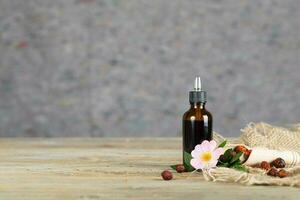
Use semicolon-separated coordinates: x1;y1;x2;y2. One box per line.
267;167;279;177
161;170;173;180
271;158;286;168
260;161;271;171
278;169;288;178
234;145;248;154
175;164;185;173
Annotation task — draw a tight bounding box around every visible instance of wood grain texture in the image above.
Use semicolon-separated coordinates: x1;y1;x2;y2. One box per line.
0;138;299;200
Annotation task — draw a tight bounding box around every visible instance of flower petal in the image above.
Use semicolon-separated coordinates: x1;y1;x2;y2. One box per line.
191;144;205;158
191;148;201;158
209;140;217;150
190;158;204;170
213;148;225;160
200;140;211;152
201;158;219;170
207;159;218;168
194;144;202;152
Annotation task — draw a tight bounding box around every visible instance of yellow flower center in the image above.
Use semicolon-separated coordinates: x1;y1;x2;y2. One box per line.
201;152;212;162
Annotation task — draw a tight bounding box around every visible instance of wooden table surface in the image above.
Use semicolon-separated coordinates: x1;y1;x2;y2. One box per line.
0;138;300;200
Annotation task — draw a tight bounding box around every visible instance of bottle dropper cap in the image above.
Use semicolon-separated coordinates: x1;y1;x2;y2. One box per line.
189;76;207;103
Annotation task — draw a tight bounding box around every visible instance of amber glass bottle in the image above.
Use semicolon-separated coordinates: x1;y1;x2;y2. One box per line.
182;76;213;169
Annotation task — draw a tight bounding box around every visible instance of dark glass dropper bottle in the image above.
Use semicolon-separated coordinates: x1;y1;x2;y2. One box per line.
182;76;213;170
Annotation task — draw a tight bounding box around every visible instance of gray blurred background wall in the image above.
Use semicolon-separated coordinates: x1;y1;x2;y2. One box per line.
0;0;299;137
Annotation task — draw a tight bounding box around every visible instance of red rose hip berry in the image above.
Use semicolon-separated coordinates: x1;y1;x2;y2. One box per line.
175;164;185;173
260;161;271;171
234;145;248;154
161;170;173;180
278;169;288;178
244;149;252;157
267;167;279;177
271;158;286;168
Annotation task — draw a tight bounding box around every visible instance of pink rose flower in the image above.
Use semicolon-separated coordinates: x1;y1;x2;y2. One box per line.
190;140;224;170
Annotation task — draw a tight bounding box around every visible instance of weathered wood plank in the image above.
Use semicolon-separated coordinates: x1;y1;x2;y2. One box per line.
0;138;299;200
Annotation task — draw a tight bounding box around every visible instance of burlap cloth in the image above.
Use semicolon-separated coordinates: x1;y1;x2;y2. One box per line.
203;122;300;187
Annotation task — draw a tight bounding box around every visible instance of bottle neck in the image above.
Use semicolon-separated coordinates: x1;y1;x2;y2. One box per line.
190;102;205;109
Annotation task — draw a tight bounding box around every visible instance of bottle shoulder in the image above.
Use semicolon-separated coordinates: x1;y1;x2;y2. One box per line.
182;107;213;121
203;109;213;118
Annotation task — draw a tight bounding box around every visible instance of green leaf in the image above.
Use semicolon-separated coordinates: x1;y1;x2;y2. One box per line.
217;159;227;166
217;160;226;164
217;162;229;167
230;159;241;165
170;165;177;170
218;140;227;148
220;148;233;163
230;152;243;164
224;148;233;158
232;164;248;172
184;151;192;161
228;159;242;168
183;151;195;172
